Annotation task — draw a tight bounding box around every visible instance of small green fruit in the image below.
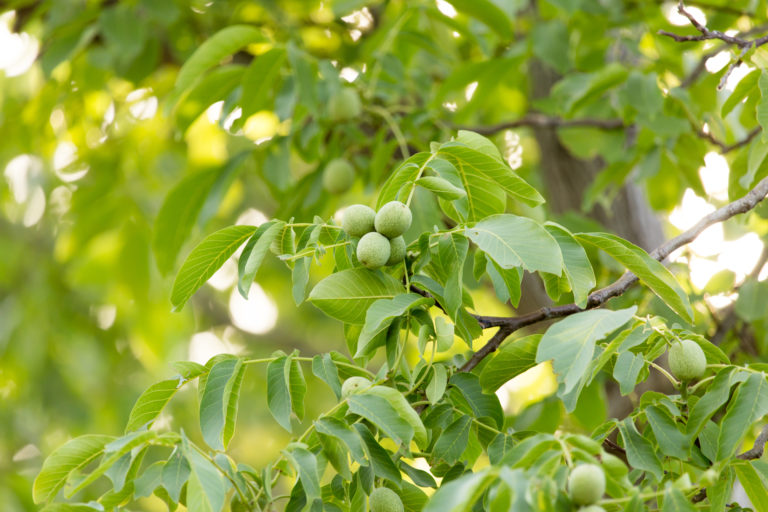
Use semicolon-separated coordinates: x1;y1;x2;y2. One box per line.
387;236;406;266
434;316;454;352
357;232;391;269
374;201;412;239
700;468;719;487
322;158;355;194
579;506;606;512
369;487;404;512
342;204;376;237
668;339;707;381
341;376;371;398
328;87;362;121
568;463;605;505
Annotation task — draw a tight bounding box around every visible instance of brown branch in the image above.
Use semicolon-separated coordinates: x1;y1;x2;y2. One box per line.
457;114;625;136
737;424;768;460
659;1;768;49
697;126;761;154
459;175;768;373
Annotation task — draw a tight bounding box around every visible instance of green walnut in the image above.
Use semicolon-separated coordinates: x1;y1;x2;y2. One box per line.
568;463;605;506
374;201;412;239
341;376;371;398
386;236;406;266
668;339;707;381
579;506;606;512
434;316;454;352
369;487;404;512
357;232;391;269
322;158;355;195
328;87;362;121
342;204;376;238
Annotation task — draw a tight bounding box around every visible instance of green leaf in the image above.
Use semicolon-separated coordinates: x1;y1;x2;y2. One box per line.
358;385;427;448
446;0;512;39
308;268;405;324
757;70;768;142
416;176;467;200
536;307;636;394
311;354;342;400
735;279;768;322
465;214;562;275
576;233;693;322
377;153;431;207
162;450;190;503
479;335;541;392
645;405;689;460
347;394;414;446
237;220;284;298
267;355;293;432
486;258;522;307
283;444;322;502
733;461;768;512
314;417;368;465
33;435;115;504
181;434;228;512
353;424;402;484
716;372;768;460
174;25;264;97
286;352;306;422
687;367;739;437
544;222;595;307
199;357;246;450
357;293;433;357
240;47;286;118
439;142;544;210
422;467;498;512
171;225;256;311
661;484;696;512
450;373;504;429
125;378;181;433
617;417;663;481
722;68;759;118
426;365;448;404
531;20;571;74
433;415;472;465
613;351;645;396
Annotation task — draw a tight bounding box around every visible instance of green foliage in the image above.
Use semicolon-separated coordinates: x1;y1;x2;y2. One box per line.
4;1;768;511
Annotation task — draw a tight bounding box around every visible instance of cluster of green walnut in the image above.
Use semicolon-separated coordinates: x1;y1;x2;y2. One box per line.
341;201;412;270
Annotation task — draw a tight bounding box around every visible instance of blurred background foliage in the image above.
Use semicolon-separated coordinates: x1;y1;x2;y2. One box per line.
2;0;768;510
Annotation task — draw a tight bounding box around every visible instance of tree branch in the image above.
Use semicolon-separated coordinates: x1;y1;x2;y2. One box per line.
697;126;761;154
459;175;768;373
659;1;768;49
737;424;768;460
456;114;625;136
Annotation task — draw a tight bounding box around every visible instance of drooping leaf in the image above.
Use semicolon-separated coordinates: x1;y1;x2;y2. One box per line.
645;405;689;460
613;351;645;396
356;294;433;357
480;335;541;392
267;355;293;432
536;307;636;394
733;461;768;512
311;354;342;400
357;385;427;448
314;417;368;465
422;468;498;512
308;269;405;324
576;233;693;322
347;394;414;446
353;424;402;484
416;176;467;200
465;214;562;275
237;220;284;298
618;417;663;481
544;222;595;307
199;357;246;450
433;415;472;465
716;372;768;460
240;47;286;118
283;445;322;502
171;225;257;311
181;433;229;512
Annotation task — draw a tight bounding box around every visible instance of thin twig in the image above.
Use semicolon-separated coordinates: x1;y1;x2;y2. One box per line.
737;424;768;460
457;114;625;136
659;1;768;48
697;126;761;154
459;176;768;373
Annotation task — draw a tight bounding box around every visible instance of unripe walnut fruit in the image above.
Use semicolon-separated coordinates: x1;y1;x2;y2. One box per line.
357;232;391;269
328;87;362;121
387;236;406;266
568;463;605;505
375;201;412;239
369;487;404;512
342;204;375;238
322;158;355;195
341;377;371;398
668;339;706;381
